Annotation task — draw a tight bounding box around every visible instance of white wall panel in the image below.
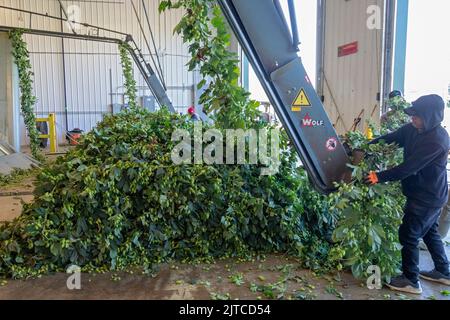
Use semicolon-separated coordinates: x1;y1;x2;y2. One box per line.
0;0;196;144
321;0;384;134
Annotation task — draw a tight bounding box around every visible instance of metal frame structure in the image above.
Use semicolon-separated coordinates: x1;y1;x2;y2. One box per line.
393;0;409;95
0;4;175;113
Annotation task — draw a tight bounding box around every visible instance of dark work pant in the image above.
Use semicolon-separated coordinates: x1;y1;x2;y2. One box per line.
399;200;450;283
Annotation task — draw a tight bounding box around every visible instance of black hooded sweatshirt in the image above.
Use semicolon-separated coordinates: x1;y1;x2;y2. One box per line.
372;95;450;208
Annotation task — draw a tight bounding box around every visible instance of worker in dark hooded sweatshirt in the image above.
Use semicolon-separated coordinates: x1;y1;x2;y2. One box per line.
366;94;450;294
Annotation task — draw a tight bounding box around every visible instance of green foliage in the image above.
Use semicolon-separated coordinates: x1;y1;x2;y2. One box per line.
0;168;38;188
0;6;415;283
9;30;43;162
325;283;343;299
328;150;404;281
250;282;286;300
379;96;411;135
159;1;337;271
118;42;138;110
229;272;244;286
160;0;261;129
0;0;336;281
210;292;231;300
0;108;332;279
327;97;412;281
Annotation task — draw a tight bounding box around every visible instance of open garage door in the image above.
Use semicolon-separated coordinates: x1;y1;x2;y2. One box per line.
316;0;385;135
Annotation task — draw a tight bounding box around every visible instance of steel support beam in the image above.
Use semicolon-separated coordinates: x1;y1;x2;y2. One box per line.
393;0;409;94
382;0;396;112
0;26;174;112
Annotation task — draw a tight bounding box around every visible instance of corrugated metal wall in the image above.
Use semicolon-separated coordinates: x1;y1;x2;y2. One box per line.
0;0;195;144
319;0;384;134
0;32;20;152
0;33;12;147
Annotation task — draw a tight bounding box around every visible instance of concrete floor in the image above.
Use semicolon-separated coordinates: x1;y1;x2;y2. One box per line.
0;195;33;222
0;190;449;300
0;253;449;300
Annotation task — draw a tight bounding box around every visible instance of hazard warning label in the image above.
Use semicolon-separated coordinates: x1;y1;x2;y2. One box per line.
291;88;311;112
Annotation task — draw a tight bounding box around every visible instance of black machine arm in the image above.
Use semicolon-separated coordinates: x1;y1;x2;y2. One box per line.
217;0;351;193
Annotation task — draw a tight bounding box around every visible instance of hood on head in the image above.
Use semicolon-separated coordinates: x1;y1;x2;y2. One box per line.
404;94;445;131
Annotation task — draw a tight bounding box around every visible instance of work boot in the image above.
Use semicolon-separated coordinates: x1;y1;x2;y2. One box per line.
419;269;450;286
386;275;423;294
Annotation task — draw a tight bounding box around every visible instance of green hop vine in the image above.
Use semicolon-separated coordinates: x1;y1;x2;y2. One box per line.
118;42;138;110
0;4;418;284
327;95;412;281
160;0;261;129
9;29;43;161
327;136;404;281
379;96;411;135
159;0;405;280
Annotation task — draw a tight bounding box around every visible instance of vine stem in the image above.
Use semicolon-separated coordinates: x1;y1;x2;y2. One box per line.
118;42;138;110
9;29;44;162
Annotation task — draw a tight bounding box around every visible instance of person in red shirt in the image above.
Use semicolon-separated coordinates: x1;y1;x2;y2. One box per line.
187;106;200;122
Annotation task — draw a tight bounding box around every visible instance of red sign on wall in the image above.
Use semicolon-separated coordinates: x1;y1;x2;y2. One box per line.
338;41;358;57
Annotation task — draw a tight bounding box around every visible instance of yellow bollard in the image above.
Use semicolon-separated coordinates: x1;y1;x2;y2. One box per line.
36;113;57;153
366;127;374;140
48;113;57;153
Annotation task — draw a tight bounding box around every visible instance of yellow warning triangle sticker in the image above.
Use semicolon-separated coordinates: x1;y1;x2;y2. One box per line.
291;88;311;112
